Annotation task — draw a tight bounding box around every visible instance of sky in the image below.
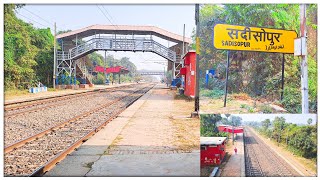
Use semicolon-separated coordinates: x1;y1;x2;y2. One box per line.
15;4;195;71
222;114;318;125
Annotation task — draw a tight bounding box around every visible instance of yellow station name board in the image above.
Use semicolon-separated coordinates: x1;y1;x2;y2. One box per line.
213;24;298;53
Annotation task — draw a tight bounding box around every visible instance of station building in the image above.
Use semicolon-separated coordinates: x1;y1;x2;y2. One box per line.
200;137;227;166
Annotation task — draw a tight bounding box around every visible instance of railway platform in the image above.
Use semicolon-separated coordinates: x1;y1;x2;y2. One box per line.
220;133;245;177
4;83;135;105
44;83;200;177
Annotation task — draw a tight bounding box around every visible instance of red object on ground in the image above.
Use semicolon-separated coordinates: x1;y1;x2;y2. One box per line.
218;125;244;134
234;147;237;154
200;137;227;166
181;51;196;97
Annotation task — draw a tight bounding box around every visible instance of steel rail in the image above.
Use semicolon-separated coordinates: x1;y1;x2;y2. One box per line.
5;85;132;115
4;85;149;154
244;127;300;177
4;84;133;109
247;127;298;176
244;128;265;177
30;85;154;176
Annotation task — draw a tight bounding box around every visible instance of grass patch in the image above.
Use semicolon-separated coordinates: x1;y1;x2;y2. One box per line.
174;93;193;101
200;89;224;99
48;88;57;92
200;166;216;177
103;135;123;155
4;89;29;97
84;162;94;169
230;93;251;101
240;104;255;113
170;115;200;151
259;104;273;113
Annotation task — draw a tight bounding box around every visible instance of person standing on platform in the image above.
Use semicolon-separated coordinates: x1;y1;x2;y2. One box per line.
234;147;237;155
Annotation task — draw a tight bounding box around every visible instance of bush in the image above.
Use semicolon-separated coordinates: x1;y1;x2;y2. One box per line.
93;73;106;85
281;86;301;113
259;104;273;113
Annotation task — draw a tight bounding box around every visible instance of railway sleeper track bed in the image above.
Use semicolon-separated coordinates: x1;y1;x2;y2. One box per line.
4;84;132;117
4;85;141;147
244;127;301;177
4;84;154;176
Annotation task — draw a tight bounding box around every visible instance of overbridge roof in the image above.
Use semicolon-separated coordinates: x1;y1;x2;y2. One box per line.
56;24;192;44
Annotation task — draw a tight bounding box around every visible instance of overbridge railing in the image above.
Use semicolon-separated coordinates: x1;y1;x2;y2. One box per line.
139;72;165;75
67;36;176;62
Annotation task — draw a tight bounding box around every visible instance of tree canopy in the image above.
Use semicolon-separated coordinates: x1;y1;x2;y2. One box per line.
255;116;317;160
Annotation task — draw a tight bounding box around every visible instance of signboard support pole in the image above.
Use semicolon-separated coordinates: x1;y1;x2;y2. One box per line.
300;4;309;113
281;53;285;100
194;4;200;114
224;51;230;107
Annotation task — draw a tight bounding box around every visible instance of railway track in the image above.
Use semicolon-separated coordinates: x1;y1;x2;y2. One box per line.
4;85;137;147
4;85;132;117
244;127;301;177
4;84;154;176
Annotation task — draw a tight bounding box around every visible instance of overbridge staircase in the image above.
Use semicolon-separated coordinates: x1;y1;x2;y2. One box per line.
75;58;93;84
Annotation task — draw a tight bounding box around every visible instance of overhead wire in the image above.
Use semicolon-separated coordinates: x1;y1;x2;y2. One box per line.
15;10;49;28
16;7;65;33
21;7;54;27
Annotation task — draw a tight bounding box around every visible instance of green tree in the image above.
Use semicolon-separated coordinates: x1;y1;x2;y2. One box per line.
200;114;228;137
261;119;271;131
272;116;286;145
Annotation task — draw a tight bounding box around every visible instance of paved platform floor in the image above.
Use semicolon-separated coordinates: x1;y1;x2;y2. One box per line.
45;84;200;177
220;133;245;177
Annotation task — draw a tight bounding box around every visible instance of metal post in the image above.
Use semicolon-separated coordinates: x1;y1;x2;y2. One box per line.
164;66;166;84
53;22;56;88
181;24;186;89
119;73;121;84
300;4;309;113
76;34;78;55
232;118;235;145
224;51;230;107
182;24;185;55
194;4;200;113
74;60;76;85
281;53;285;100
105;51;107;82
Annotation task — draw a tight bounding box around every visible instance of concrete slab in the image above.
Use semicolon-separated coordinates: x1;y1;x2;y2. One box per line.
45;155;100;177
220;133;245;177
86;152;200;177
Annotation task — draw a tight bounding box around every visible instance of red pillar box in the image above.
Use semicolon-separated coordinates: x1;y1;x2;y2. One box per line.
181;51;196;97
200;137;227;166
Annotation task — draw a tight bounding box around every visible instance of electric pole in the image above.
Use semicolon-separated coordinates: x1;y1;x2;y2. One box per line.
53;22;56;89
